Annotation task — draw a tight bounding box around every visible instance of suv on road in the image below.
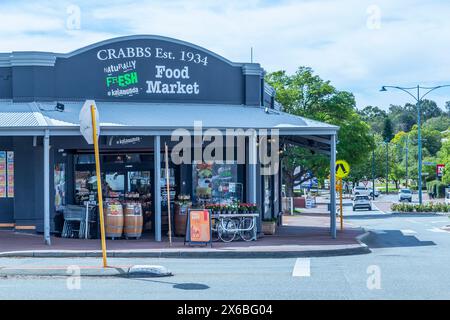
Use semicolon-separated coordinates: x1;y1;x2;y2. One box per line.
398;188;412;202
352;186;369;198
353;195;372;211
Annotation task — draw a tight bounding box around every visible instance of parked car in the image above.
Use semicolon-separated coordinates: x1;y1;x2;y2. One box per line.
369;188;380;198
445;190;450;205
353;195;372;211
398;188;413;202
352;186;369;198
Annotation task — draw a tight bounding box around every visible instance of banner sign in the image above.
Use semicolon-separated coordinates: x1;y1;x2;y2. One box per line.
437;164;445;178
185;209;212;246
0;152;6;198
6;151;14;198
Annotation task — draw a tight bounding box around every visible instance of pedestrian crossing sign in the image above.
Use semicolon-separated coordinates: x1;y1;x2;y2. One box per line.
335;160;350;178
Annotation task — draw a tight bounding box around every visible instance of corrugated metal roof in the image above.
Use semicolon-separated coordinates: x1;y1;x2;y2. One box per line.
0;101;47;127
37;101;338;131
0;100;338;134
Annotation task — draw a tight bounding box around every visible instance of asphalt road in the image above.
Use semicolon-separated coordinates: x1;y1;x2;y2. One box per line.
0;199;449;300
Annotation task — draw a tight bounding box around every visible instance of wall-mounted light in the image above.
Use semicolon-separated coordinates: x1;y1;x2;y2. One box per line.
55;102;65;112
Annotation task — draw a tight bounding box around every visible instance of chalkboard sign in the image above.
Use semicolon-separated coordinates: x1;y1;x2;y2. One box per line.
184;209;212;247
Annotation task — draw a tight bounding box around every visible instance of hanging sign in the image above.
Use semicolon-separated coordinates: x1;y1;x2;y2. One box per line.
79;100;100;145
185;209;212;246
335;160;350;179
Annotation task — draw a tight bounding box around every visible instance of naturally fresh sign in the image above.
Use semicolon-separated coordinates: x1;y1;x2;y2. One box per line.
106;72;138;88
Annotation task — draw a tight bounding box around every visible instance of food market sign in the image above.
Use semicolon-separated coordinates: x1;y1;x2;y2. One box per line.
53;36;249;104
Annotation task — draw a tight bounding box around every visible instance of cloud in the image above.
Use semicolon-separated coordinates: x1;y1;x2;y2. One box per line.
1;0;450;109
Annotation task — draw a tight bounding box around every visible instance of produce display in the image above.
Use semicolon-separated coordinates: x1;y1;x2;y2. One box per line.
193;162;240;205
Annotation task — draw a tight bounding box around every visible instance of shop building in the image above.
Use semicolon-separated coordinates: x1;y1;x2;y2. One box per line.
0;35;338;242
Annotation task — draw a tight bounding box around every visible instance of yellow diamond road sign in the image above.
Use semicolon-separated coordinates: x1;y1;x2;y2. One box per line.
335;160;350;179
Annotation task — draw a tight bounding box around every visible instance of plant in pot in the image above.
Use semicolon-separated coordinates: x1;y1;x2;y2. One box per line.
262;218;277;235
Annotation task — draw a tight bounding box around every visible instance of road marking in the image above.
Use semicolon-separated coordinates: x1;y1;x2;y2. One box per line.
292;258;311;277
427;227;448;233
431;221;449;224
371;230;387;235
400;229;417;235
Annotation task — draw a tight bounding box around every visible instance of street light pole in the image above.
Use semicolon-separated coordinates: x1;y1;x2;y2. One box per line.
405;134;409;188
380;84;450;204
385;141;389;194
416;86;423;204
372;134;375;201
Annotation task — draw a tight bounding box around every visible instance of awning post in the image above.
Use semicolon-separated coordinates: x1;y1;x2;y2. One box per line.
154;135;162;242
44;129;51;245
247;132;257;204
330;134;337;239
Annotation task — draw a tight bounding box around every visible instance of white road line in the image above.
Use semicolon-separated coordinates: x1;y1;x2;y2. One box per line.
400;229;417;235
427;227;448;233
371;230;387;235
292;258;311;277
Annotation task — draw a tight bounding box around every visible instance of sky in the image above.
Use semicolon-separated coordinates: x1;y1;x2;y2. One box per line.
1;0;450;111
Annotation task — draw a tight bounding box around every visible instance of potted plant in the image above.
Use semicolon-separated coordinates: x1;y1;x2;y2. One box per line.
262;218;277;235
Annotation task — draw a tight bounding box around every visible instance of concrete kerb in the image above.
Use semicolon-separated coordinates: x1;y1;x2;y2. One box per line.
0;244;371;261
0;244;372;277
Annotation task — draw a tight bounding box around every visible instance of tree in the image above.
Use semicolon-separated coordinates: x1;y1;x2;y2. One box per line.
424;116;450;132
388;104;417;132
358;106;387;133
445;101;450;116
266;67;374;196
419;99;442;121
382;118;394;142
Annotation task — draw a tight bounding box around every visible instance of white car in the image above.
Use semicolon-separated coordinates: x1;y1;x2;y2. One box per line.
353;195;372;211
398;189;412;202
352;186;369;198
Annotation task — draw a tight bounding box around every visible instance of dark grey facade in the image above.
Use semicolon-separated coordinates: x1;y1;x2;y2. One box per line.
0;35;339;240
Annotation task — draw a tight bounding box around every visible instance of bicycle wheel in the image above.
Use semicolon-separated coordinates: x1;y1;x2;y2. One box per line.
211;217;220;242
218;218;237;242
239;217;255;242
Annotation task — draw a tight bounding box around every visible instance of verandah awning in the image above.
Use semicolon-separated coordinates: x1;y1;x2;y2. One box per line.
0;100;338;137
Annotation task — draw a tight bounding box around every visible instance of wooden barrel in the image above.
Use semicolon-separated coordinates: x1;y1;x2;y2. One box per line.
105;203;123;239
174;203;189;236
123;203;143;239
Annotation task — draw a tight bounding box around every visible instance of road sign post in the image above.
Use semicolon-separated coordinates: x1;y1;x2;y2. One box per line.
79;100;107;268
335;160;350;231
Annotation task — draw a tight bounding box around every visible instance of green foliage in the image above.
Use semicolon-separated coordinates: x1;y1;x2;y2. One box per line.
382;117;394;142
391;202;450;213
424;116;450;132
427;180;447;198
266;67;373;195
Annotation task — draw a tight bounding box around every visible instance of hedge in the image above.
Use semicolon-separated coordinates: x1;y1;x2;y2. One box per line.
391;202;450;213
426;180;448;198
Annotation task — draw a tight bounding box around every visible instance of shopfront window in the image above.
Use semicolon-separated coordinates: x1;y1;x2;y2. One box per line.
54;163;66;210
192;162;241;205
